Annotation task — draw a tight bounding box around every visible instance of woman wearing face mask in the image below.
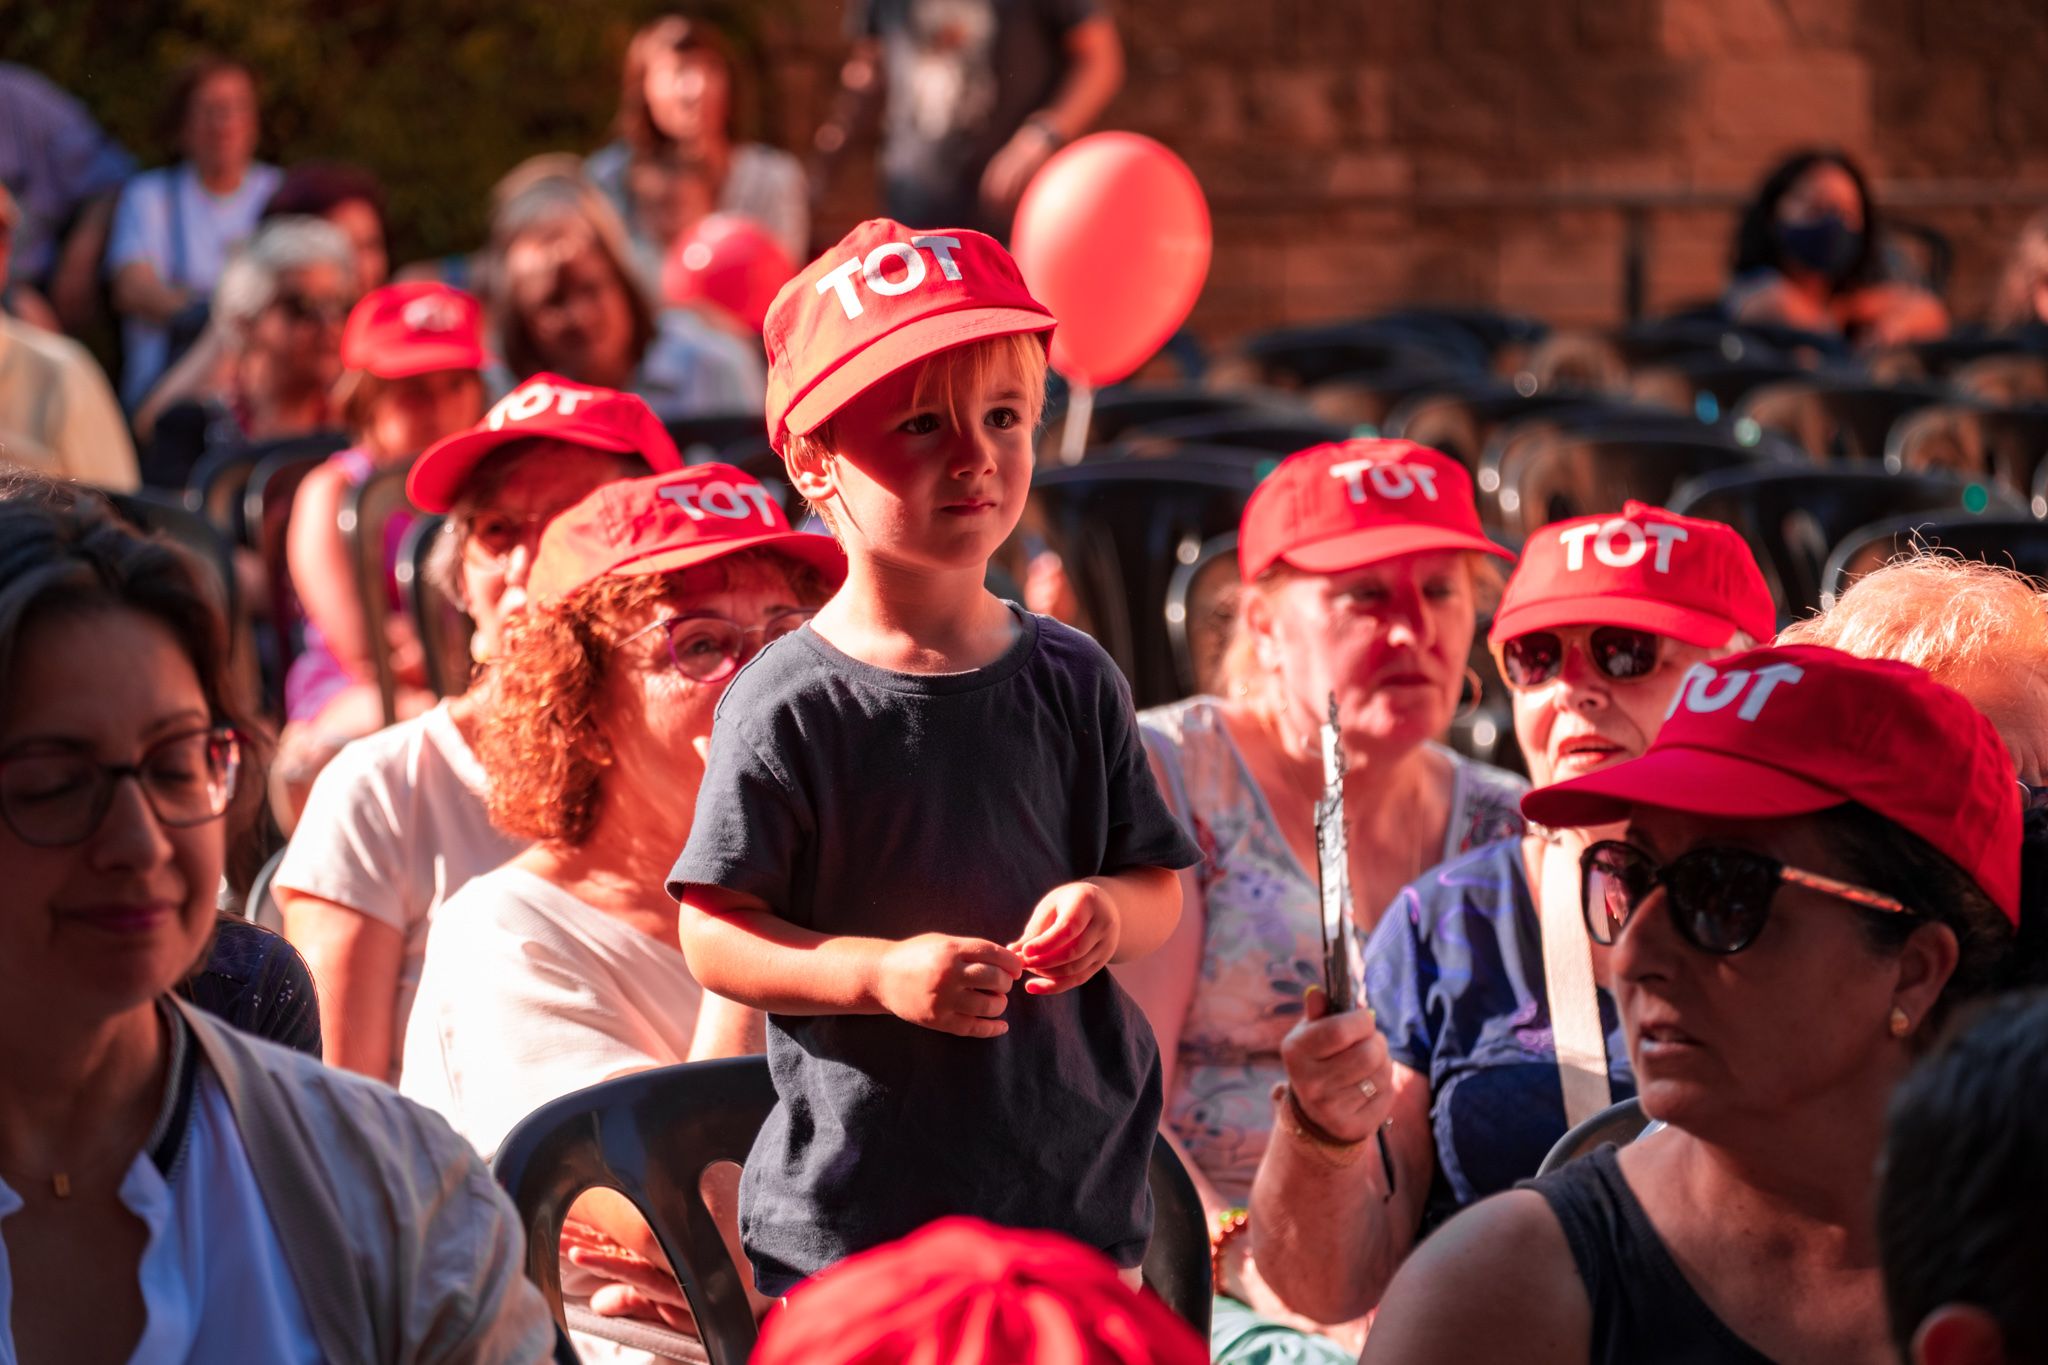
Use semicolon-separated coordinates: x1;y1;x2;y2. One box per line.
1238;504;1774;1344
1725;148;1948;349
273;379;678;1082
1119;439;1529;1357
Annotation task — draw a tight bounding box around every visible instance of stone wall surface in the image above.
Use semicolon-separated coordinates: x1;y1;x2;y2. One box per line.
763;0;2048;343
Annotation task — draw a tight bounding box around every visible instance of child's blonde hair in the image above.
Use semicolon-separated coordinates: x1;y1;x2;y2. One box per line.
783;332;1050;530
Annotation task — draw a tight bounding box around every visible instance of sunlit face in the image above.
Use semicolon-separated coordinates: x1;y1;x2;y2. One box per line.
325;198;388;292
645;47;731;146
181;69;259;181
0;609;223;1028
1505;627;1726;789
364;370;484;464
507;227;638;387
799;347;1039;576
1779;161;1865;233
456;444;643;658
247;262;351;393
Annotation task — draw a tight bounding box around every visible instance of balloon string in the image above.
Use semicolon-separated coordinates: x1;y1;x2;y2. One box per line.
1059;382;1095;466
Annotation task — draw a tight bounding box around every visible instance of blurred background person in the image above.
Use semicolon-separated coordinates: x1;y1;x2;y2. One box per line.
105;54;279;408
263;160;391;294
588;14;807;280
0;62;133;329
811;0;1125;238
0;182;137;489
275;379;680;1082
481;156;763;422
1726;148;1949;349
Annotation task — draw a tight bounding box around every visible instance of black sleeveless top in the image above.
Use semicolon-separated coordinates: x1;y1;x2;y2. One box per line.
1521;1147;1778;1364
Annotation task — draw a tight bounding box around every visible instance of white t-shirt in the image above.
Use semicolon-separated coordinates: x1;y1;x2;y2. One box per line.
0;1073;319;1365
106;161;281;405
273;702;525;1082
0;313;139;489
399;864;704;1163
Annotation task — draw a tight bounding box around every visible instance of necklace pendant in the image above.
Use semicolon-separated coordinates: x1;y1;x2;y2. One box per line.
51;1172;71;1198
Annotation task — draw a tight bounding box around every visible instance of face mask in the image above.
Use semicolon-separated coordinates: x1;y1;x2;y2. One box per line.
1775;212;1862;281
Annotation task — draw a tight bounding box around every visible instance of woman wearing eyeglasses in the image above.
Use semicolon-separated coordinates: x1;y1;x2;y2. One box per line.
399;465;842;1363
1360;644;2043;1365
0;476;550;1362
274;378;677;1082
1245;503;1775;1332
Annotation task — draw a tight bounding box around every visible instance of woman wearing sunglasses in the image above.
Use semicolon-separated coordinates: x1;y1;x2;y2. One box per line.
1245;503;1775;1332
1360;644;2043;1365
274;378;677;1082
0;477;549;1362
400;465;842;1363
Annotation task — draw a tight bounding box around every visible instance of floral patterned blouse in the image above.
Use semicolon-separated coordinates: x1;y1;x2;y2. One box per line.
1138;696;1528;1205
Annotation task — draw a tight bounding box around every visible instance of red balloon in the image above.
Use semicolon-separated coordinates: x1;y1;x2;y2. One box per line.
662;213;798;336
1011;133;1211;388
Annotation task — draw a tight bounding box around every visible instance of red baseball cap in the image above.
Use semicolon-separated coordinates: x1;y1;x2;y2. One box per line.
1489;501;1776;649
763;219;1055;453
663;212;797;335
1238;438;1511;583
751;1217;1208;1365
340;281;486;380
406;374;682;513
526;464;846;606
1521;644;2021;924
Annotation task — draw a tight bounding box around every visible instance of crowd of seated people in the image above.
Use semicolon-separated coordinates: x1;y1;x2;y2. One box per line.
10;33;2048;1365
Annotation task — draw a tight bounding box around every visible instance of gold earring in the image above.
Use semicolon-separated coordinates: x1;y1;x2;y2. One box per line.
1888;1006;1911;1038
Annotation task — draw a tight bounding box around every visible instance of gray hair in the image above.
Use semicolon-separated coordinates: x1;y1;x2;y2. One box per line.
212;215;357;332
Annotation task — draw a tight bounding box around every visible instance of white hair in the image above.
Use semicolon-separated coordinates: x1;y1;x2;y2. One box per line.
211;215;357;331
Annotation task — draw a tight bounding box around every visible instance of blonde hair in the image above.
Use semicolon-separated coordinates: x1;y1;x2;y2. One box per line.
783;332;1050;530
1780;551;2048;689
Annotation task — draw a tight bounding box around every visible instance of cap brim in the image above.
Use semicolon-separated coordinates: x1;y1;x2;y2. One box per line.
1276;525;1515;577
602;528;850;590
408;424;643;513
1519;745;1846;830
1488;596;1744;649
780;306;1055;447
361;343;486;382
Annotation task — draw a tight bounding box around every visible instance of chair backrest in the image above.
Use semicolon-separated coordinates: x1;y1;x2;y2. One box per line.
1951;353;2048;405
665;414;771;464
1535;1096;1650;1177
102;488;239;624
1474;401;1737;525
183;448;262;543
1382;383;1588;472
1628;358;1811;424
398;515;477;701
1734;378;1946;461
244;844;288;932
245;450;330;689
340;465;419;728
1164;532;1241;698
1668;465;2020;621
1024;457;1267;707
1043;385;1291;457
1497;432;1781;540
1884;404;1986;482
491;1057;1213;1365
1234;320;1475;388
1122;410;1350;457
1821;514;2048;609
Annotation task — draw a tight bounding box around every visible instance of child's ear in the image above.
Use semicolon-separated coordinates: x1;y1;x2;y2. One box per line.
785;445;836;503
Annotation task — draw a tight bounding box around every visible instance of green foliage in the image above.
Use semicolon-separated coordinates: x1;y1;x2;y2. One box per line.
4;0;788;265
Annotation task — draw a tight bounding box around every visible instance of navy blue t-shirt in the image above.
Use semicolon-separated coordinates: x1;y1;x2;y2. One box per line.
1361;837;1635;1230
669;606;1200;1294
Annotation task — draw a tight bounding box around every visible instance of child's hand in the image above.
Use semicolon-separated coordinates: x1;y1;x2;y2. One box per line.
873;934;1024;1038
1009;880;1122;996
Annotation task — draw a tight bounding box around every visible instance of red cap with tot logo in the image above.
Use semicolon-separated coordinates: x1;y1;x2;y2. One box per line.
526;465;847;606
1521;644;2021;924
1488;501;1776;649
407;374;683;513
340;281;487;380
764;219;1056;453
1237;439;1512;584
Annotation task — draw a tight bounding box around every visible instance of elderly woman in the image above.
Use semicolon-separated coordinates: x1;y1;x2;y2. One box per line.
1361;644;2041;1365
0;475;548;1361
400;465;843;1362
262;161;392;296
482;157;763;423
1118;439;1525;1351
274;378;682;1080
587;13;808;278
138;215;356;490
1239;504;1774;1345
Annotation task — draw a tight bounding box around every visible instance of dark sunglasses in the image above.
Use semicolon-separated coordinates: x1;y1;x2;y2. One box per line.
626;609;816;683
2021;781;2048;814
274;292;349;327
0;727;241;848
1498;626;1662;688
1580;838;1916;955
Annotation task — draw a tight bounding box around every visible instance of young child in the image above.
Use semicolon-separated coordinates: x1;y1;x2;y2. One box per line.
670;220;1200;1296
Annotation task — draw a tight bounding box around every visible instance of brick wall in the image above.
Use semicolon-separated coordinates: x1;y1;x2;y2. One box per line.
767;0;2048;345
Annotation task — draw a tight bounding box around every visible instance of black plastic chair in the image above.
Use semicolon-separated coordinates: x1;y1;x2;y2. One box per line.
1884;403;2048;502
1734;377;1947;461
1371;307;1548;365
492;1058;1213;1365
1494;431;1788;540
1821;514;2048;609
1023;457;1268;707
399;516;478;701
1629;357;1813;425
1123;410;1350;457
1235;320;1480;388
1383;382;1591;472
1046;385;1300;453
1668;466;2022;621
340;465;419;727
183;447;263;544
1535;1097;1651;1177
1951;353;2048;405
664;414;770;464
243;844;288;932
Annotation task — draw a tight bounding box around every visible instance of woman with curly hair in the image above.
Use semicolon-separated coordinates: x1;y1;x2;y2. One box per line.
399;464;842;1362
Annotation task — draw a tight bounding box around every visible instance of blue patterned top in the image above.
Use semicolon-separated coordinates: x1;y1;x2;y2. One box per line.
1363;838;1636;1230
